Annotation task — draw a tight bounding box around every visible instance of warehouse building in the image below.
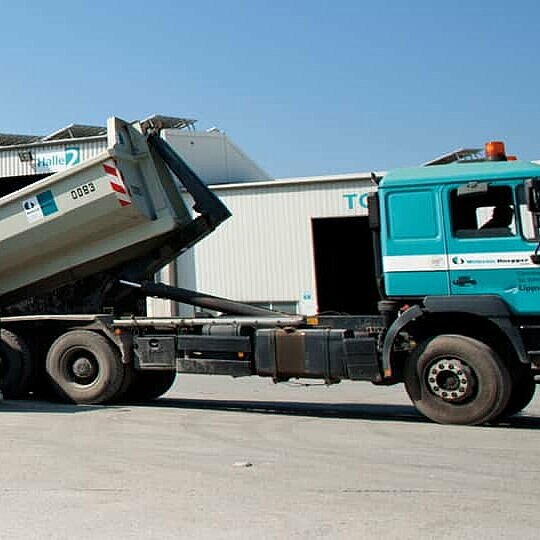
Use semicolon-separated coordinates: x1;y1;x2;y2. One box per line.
176;172;379;317
0;115;379;317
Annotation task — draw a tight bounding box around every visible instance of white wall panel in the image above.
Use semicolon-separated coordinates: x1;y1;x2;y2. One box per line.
163;130;271;184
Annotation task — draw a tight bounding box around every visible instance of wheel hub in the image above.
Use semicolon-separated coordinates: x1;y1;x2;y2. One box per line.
426;359;473;402
71;356;97;381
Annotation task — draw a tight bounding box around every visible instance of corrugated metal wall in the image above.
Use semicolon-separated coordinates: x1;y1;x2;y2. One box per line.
0;139;107;177
182;176;375;313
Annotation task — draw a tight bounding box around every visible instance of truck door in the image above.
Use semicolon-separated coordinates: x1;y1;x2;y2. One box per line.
445;180;540;314
381;187;450;297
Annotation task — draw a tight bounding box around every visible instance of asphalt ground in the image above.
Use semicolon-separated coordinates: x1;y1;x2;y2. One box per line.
0;375;539;539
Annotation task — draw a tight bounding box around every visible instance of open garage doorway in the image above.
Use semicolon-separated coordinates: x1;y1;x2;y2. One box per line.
312;216;379;314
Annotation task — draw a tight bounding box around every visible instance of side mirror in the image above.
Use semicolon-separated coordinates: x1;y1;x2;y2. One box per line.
525;178;540;213
367;193;380;230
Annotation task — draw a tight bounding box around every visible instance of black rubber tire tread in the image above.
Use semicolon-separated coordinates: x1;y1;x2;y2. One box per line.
123;370;176;402
404;334;511;425
498;366;536;418
46;330;124;404
0;329;33;399
111;363;136;403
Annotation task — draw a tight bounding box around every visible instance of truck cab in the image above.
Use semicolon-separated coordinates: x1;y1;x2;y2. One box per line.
378;154;540;315
372;142;540;425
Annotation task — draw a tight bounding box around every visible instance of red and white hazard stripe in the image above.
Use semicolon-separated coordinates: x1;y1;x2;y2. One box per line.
103;160;131;207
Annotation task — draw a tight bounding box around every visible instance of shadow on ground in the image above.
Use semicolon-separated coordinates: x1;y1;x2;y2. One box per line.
0;399;103;414
3;396;540;429
124;397;540;429
147;397;427;423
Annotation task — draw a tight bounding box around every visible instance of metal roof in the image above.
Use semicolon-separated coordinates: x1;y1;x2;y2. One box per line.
140;114;197;131
42;124;107;141
0;124;107;149
0;133;41;146
0;115;197;150
206;171;384;191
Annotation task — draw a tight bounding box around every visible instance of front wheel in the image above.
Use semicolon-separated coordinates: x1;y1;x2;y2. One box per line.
497;366;536;418
404;334;511;425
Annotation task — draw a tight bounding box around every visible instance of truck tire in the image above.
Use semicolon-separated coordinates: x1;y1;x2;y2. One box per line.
46;330;124;404
497;367;536;418
404;334;511;425
109;362;135;403
0;329;33;399
123;370;176;402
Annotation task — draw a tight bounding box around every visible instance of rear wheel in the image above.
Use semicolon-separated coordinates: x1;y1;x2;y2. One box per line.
123;370;176;402
113;362;135;402
0;329;33;399
404;334;511;425
46;330;124;404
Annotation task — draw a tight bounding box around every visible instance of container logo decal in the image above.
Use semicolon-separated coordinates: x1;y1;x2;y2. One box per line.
103;160;132;207
35;147;81;173
23;190;59;222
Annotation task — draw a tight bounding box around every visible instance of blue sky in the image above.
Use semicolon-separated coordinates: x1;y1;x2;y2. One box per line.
1;1;539;177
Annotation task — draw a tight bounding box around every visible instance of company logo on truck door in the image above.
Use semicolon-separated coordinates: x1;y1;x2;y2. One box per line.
35;147;81;173
448;253;531;268
384;252;535;272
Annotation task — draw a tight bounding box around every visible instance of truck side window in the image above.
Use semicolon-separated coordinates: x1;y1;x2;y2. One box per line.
450;185;516;238
517;185;540;241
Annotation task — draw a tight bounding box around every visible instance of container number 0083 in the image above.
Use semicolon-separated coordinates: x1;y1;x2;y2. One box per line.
71;182;96;200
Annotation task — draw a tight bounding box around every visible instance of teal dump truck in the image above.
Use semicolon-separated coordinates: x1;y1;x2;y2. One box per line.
0;125;538;426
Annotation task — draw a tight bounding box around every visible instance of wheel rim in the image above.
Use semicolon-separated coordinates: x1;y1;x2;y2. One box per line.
64;350;99;385
425;357;476;403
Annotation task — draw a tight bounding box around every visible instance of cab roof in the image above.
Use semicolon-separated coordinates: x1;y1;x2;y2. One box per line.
380;160;540;189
